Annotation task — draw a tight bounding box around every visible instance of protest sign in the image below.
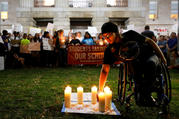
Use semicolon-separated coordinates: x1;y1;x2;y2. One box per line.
28;42;41;51
29;27;41;36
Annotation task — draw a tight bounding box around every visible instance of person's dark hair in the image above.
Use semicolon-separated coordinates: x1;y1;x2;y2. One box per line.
23;33;27;39
101;22;119;34
144;25;150;30
58;29;64;34
98;33;103;39
84;32;92;39
2;30;8;36
43;31;49;38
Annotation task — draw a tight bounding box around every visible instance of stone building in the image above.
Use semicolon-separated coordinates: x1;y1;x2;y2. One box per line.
0;0;178;36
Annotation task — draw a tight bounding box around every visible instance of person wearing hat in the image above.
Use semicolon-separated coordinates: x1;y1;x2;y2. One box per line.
98;22;166;106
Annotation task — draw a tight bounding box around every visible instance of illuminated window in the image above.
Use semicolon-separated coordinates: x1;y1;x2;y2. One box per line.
149;0;157;20
171;0;178;19
34;0;55;7
69;0;93;8
106;0;128;7
1;11;8;20
0;2;8;20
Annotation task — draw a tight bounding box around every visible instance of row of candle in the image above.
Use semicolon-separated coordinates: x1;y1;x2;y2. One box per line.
64;86;112;112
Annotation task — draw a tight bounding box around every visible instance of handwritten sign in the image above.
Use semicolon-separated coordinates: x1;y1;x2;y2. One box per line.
29;27;41;36
28;42;41;51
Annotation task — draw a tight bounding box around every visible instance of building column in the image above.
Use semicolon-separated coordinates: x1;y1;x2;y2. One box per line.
20;0;33;8
128;0;142;8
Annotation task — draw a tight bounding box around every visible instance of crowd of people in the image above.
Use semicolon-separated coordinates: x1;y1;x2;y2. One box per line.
0;29;108;69
0;27;178;70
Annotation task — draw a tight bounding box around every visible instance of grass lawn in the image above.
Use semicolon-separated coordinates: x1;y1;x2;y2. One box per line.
0;67;179;119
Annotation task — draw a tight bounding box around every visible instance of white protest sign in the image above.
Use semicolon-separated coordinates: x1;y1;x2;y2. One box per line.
29;27;41;36
87;27;98;37
14;24;23;32
127;24;135;30
46;23;54;36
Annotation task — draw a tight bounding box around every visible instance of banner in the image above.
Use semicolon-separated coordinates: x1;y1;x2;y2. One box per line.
28;42;41;51
68;45;106;65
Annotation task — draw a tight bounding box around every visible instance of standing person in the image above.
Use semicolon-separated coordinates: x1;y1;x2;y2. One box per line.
141;25;157;42
167;32;178;69
98;22;166;106
42;31;54;67
31;33;42;67
0;36;6;70
10;31;21;55
82;32;95;45
54;29;67;67
76;32;83;43
69;33;82;45
157;35;168;65
20;33;31;66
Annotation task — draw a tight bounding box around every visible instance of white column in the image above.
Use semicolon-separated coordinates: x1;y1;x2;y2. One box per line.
20;0;32;8
55;0;61;7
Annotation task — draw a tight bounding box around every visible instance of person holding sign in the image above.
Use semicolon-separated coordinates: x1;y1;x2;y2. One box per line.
98;22;167;106
42;31;54;67
20;33;30;66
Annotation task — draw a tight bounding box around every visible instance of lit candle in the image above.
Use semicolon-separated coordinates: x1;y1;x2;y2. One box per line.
98;92;105;112
99;40;104;45
105;90;112;111
64;86;72;108
77;86;83;104
91;86;97;104
104;86;110;93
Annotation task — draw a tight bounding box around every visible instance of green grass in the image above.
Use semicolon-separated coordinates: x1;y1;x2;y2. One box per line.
0;67;179;119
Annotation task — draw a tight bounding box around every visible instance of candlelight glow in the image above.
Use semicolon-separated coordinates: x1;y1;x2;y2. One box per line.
149;14;156;20
1;11;8;20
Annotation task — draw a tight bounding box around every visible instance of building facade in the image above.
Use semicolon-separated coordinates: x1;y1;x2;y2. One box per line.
0;0;178;36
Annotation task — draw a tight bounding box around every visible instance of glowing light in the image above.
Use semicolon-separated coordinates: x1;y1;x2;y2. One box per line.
107;0;116;6
171;14;178;19
1;11;8;20
149;14;156;20
44;0;54;6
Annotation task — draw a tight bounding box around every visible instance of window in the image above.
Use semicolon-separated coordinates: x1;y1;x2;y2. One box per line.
106;0;128;7
109;18;128;29
34;0;55;7
149;0;157;20
34;18;53;27
171;0;178;19
69;0;93;8
0;2;8;20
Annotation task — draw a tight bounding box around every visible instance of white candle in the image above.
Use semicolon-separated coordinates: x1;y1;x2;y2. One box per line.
77;86;83;104
98;92;105;112
64;86;71;108
91;86;97;104
105;90;112;111
104;86;110;93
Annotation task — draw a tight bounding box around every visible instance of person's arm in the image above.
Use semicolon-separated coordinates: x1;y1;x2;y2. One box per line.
99;64;110;92
145;38;167;64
